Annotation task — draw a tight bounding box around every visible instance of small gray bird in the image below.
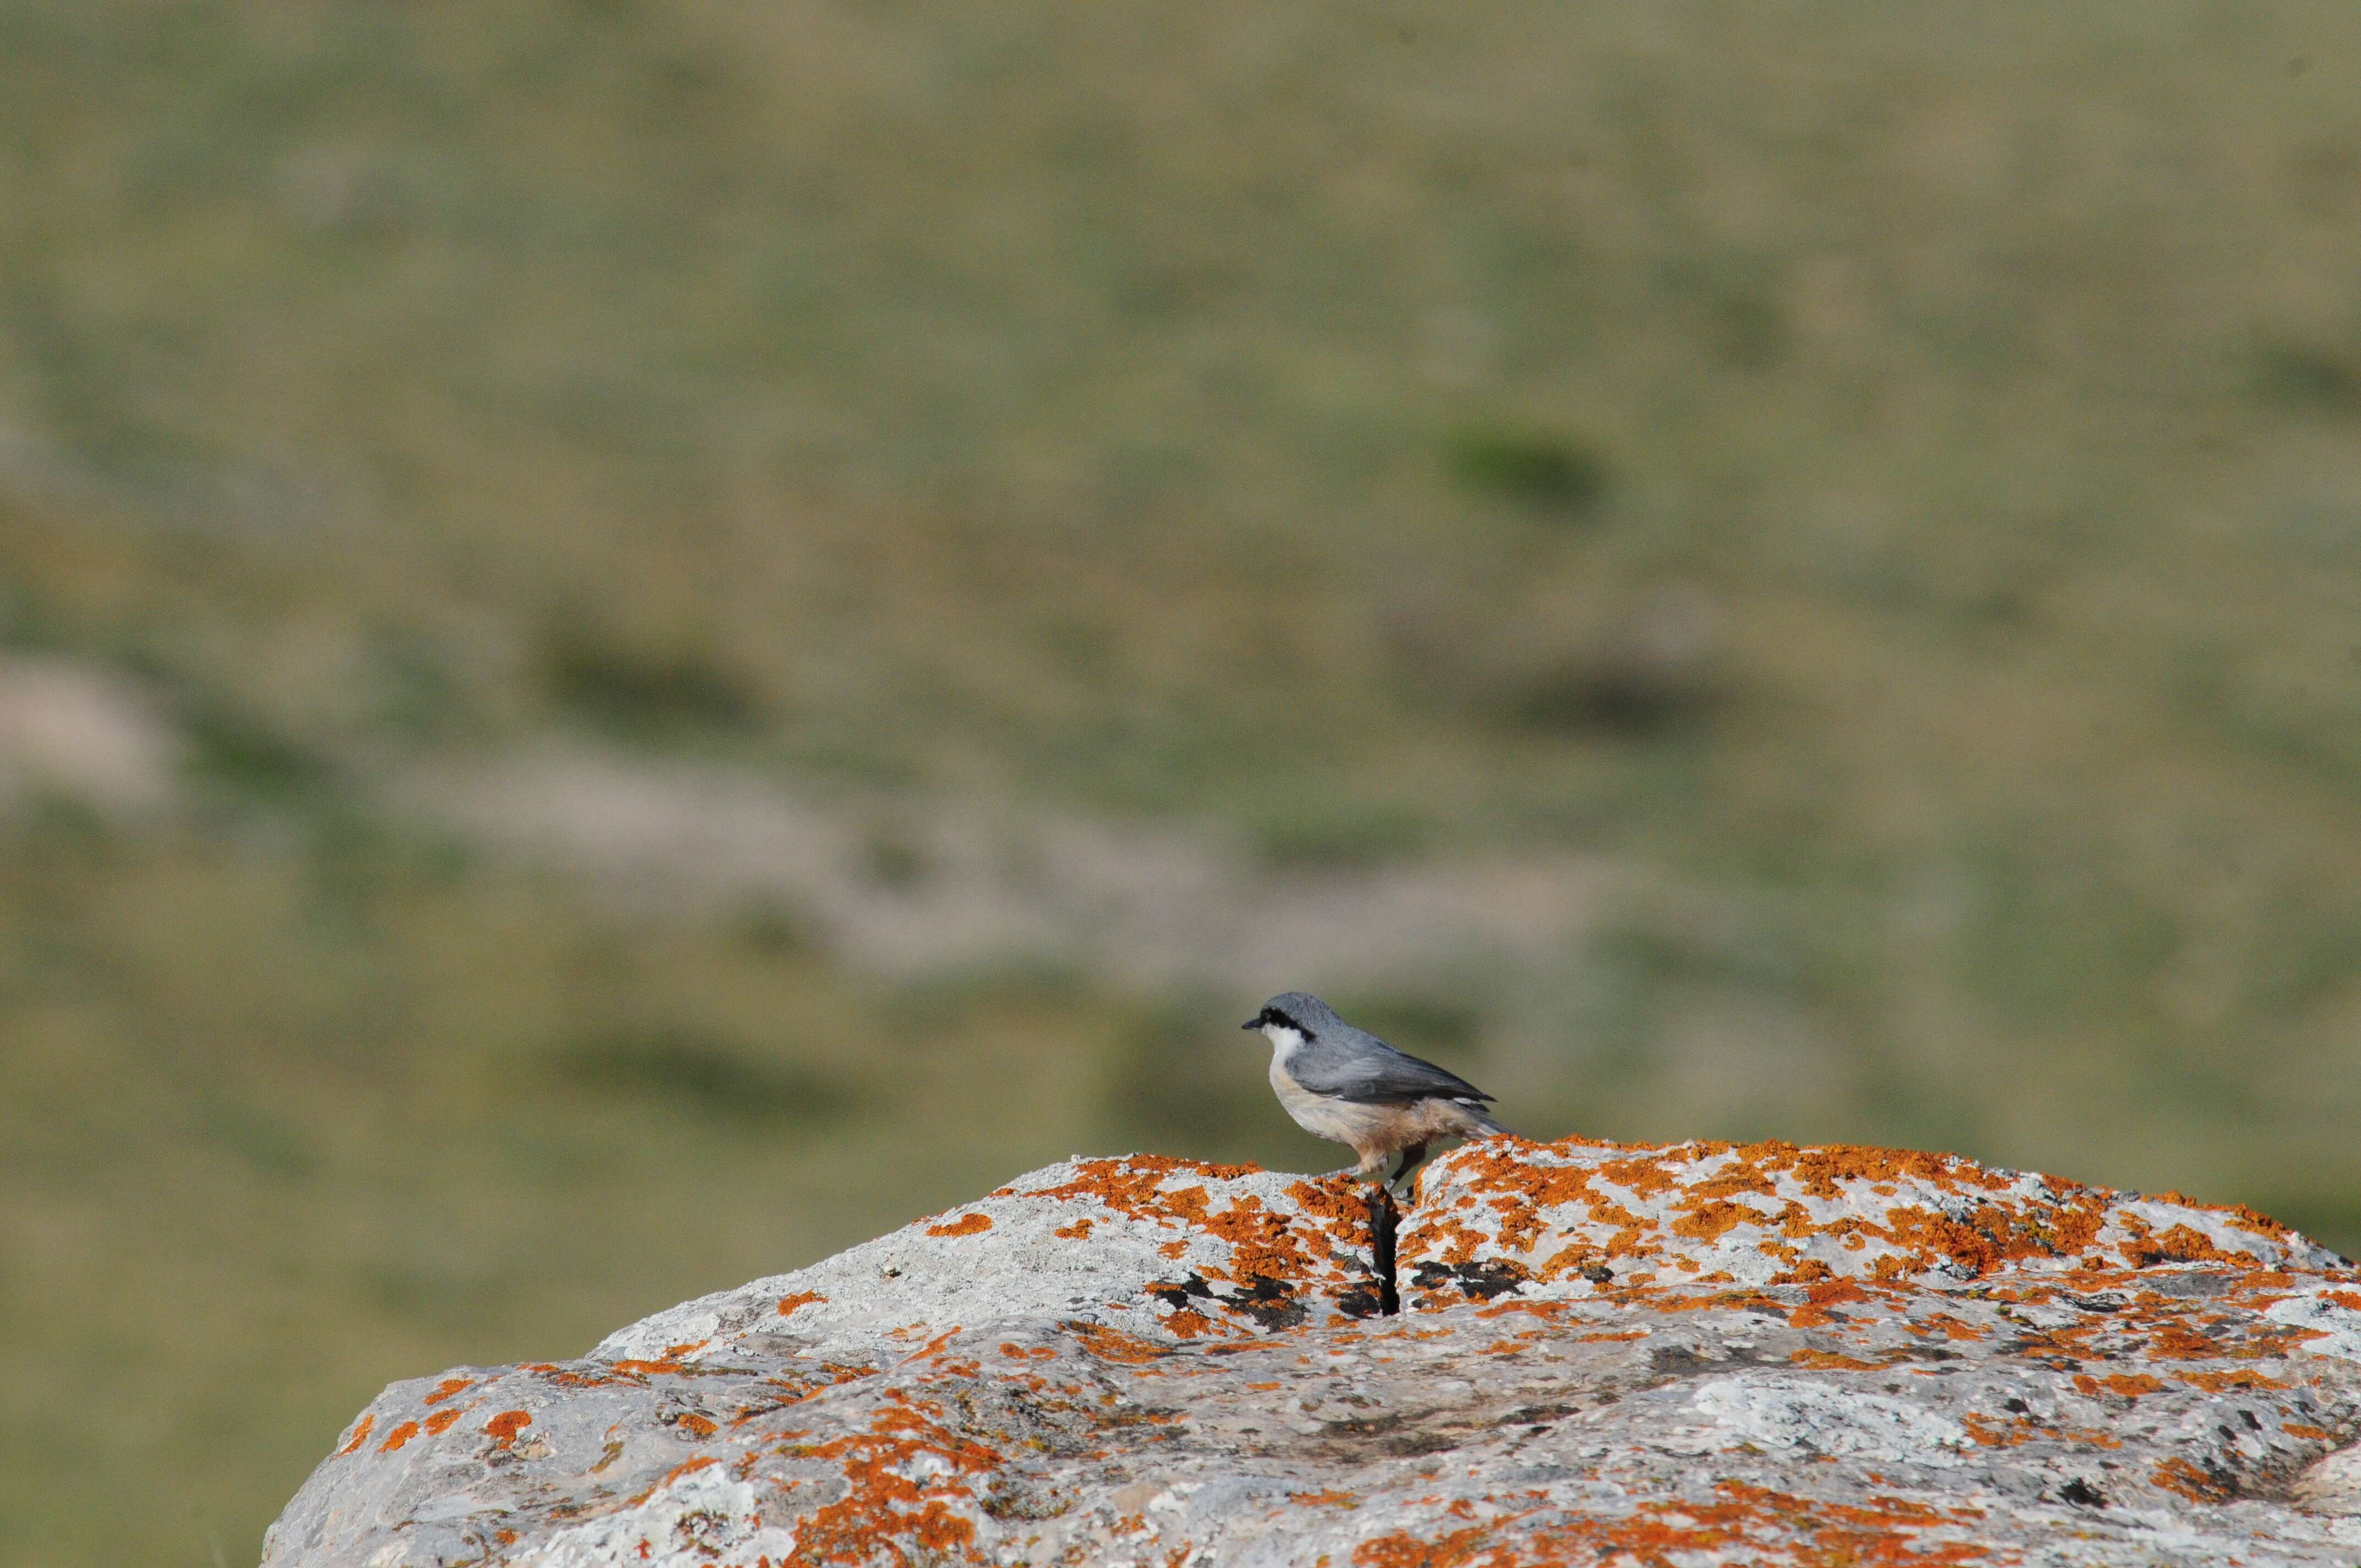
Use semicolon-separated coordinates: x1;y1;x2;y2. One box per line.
1241;991;1508;1189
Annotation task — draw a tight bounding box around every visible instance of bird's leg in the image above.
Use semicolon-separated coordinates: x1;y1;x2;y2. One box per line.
1387;1142;1429;1197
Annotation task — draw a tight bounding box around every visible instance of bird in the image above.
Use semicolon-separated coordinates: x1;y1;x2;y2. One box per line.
1240;991;1508;1191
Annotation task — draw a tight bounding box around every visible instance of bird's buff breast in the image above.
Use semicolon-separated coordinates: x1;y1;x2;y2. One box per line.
1268;1054;1382;1145
1268;1053;1479;1156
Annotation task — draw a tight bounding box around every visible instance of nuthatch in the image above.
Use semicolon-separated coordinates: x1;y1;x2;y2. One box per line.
1242;991;1508;1191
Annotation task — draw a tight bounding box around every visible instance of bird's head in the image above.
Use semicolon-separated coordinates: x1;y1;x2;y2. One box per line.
1241;990;1340;1052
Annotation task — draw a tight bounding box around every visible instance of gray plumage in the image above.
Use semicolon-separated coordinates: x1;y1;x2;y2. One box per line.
1241;992;1509;1188
1256;991;1497;1113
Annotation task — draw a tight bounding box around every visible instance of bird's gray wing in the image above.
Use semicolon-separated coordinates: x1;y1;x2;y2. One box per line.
1289;1027;1494;1105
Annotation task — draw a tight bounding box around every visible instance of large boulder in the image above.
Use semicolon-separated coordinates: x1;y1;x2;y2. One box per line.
263;1140;2361;1567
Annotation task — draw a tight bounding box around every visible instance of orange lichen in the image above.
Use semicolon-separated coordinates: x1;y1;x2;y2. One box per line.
486;1410;533;1447
628;1455;719;1506
378;1420;421;1453
1687;1165;1781;1202
1474;1300;1568;1322
672;1413;718;1438
1639;1287;1792;1318
2142;1323;2226;1362
1353;1481;1992;1568
1068;1323;1167;1365
606;1357;694;1379
423;1408;465;1436
2121;1224;2245;1267
423;1376;475;1406
1022;1156;1255;1221
1417;1216;1488;1268
1775;1259;1836;1285
1789;1280;1874;1329
1054;1219;1095;1239
926;1213;994;1238
1877;1201;2097;1277
777;1291;828;1318
1285;1177;1381;1239
1014;1160;1366;1302
784;1396;999;1566
1531;1240;1608;1280
2152;1457;2237;1503
1291;1489;1359;1508
1352;1523;1494;1568
1669;1200;1758;1243
1192;1193;1331;1286
2005;1321;2102;1364
1159;1308;1226;1340
335;1414;376;1456
522;1363;633;1391
1596;1156;1683;1200
1402;1133;2292;1310
1959;1412;2033;1449
1790;1348;1892;1371
2179;1369;2291;1392
898;1330;960;1365
1754;1141;2014;1198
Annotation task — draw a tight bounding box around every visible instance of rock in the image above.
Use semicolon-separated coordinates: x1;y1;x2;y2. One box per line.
263;1141;2361;1567
0;656;177;814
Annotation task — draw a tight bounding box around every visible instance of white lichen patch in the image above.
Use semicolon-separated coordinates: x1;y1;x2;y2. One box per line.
512;1462;800;1568
1688;1375;1972;1465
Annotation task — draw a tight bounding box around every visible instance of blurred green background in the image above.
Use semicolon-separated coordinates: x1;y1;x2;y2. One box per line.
5;2;2361;1562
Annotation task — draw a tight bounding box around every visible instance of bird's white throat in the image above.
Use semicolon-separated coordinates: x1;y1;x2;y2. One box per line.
1258;1023;1308;1064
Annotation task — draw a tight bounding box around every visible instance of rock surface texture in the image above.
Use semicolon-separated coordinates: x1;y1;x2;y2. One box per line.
264;1140;2361;1567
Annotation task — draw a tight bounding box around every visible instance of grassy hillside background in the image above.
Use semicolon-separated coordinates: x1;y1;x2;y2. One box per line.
6;2;2361;1562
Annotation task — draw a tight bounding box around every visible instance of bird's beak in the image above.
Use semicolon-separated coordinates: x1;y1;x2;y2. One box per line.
1240;1017;1260;1031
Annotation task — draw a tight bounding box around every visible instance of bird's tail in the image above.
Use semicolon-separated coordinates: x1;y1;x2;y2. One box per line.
1459;1102;1511;1139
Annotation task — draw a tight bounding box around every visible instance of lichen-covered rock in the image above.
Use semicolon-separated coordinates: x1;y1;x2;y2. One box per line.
263;1142;2361;1567
1398;1137;2341;1302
